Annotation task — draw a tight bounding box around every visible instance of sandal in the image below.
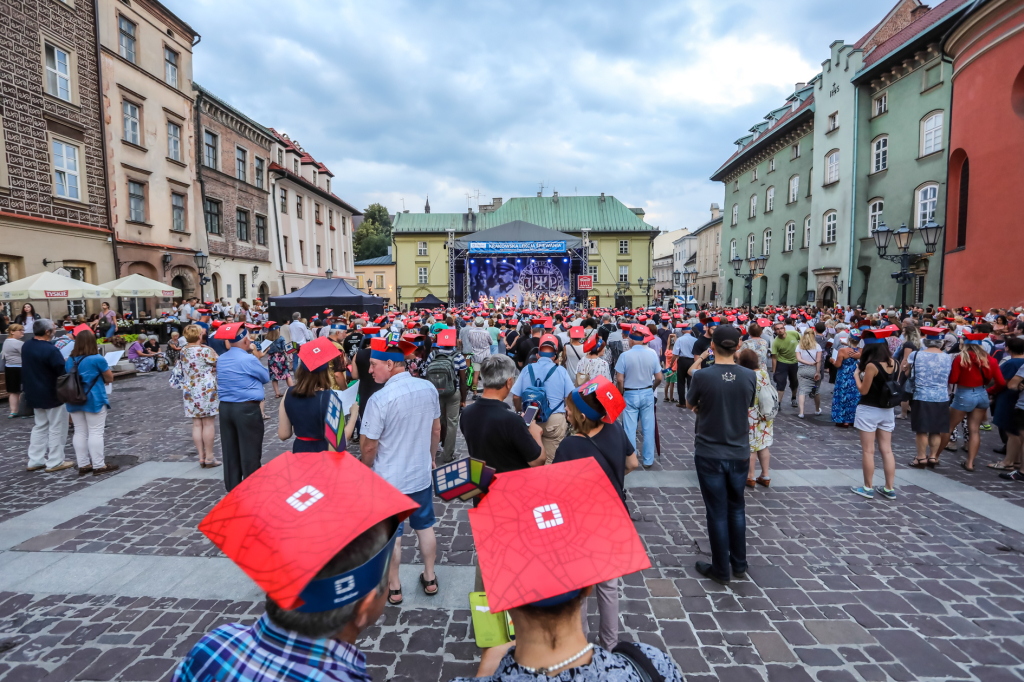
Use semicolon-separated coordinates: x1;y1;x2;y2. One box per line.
927;458;939;468
205;460;221;469
986;463;1015;471
960;461;974;473
420;572;439;596
387;588;403;605
756;476;771;488
746;478;756;488
908;458;928;469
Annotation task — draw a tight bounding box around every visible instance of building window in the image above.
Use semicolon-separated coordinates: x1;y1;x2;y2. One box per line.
316;245;321;267
826;151;839;184
166;121;181;161
123;102;140;145
299;240;306;265
769;158;775;172
240;274;247;296
342;216;347;234
914;275;926;304
827;112;838;131
255;215;266;245
917;184;938;227
204;131;218;168
204;198;221;234
874;92;887;116
618;265;629;283
868;200;883;233
921;112;943;156
751;168;758;181
127;180;145;222
330;248;335;269
118;16;137;63
315;204;321;224
618;240;629;255
329;210;334;229
763;229;771;256
788;175;799;203
588;239;597;252
418;266;428;284
171;192;185;231
956;158;969;248
52;140;80;200
293;159;299;174
44;44;72;101
729;239;737;260
356;274;364;290
66;267;86;317
785;222;795;251
164;47;178;87
731;204;738;225
732;180;738;192
312;170;317;186
236;148;247;182
296;195;303;219
417;241;428;256
236;209;249;241
375;274;384;290
747;234;755;259
749;194;757;218
283;236;289;261
873;136;888;173
588;265;598;281
792;142;801;159
803;216;811;248
765;187;775;212
277;149;283;165
824;211;837;244
280;188;287;213
326;178;331;193
255;158;264;189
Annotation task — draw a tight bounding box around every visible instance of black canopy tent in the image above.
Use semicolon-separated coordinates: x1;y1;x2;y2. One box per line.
410;293;447;310
267;279;384;322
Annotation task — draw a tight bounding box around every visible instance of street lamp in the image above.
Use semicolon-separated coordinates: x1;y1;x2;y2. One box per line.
325;268;333;279
732;255;768;309
193;251;209;302
615;279;629;307
396;285;402;310
873;219;943;313
637;277;655;307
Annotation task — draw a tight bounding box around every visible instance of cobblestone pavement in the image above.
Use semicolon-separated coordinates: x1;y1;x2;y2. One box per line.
1;371;1024;681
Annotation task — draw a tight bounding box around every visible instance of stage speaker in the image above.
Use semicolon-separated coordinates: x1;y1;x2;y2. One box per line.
570;260;582;274
454;260;465;274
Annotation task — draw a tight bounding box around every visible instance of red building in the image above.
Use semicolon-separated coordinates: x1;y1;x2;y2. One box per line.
943;0;1024;309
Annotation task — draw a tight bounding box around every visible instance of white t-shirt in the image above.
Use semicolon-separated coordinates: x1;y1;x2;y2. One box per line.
797;344;821;364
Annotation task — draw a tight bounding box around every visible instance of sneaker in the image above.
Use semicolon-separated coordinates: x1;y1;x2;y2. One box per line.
44;461;74;473
980;423;992;431
851;486;874;499
695;560;729;586
999;470;1024;482
797;414;805;419
815;409;822;415
874;486;896;500
791;400;798;408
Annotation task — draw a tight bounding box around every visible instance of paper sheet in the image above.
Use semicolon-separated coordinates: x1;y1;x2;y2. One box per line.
260;340;272;352
104;351;124;367
333;380;359;414
60;343;74;359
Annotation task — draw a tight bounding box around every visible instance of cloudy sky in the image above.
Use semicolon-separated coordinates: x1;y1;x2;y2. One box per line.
167;0;900;233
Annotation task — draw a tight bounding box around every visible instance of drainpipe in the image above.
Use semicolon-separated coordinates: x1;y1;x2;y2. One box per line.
937;53;955;308
93;0;121;284
846;86;859;307
270;172;287;296
193;88;213;301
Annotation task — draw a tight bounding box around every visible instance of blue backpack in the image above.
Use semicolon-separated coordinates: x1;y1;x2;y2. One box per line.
521;365;562;423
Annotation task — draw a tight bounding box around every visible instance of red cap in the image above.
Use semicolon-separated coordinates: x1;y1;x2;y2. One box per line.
72;323;92;336
583;333;604;354
214;322;246;341
199;451;417;611
469;458;650;612
569;326;585;339
323;309;333;316
539;333;560;350
298;337;341;372
436;329;457;347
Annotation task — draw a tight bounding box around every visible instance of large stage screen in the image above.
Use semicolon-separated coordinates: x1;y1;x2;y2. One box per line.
468;257;570;305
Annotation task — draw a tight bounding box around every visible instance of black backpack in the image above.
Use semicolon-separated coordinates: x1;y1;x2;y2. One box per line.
56;356;101;406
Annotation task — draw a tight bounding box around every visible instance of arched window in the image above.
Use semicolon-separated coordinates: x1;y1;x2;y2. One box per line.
766;187;775;212
823;211;838;244
788;175;799;203
803;216;811;248
731;204;738;225
763;229;772;256
785;222;795;251
872;136;888;172
749;194;757;218
921;112;943;155
747;234;756;259
916;183;939;227
826;150;840;183
956;158;969;248
868;199;883;232
730;239;737;261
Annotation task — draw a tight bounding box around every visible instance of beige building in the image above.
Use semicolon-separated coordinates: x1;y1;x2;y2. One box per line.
98;0;201;312
353;251;397;305
691;204;723;305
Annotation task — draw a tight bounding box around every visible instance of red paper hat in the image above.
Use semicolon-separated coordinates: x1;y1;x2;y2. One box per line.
920;326;946;338
574;375;625;423
737;315;748;322
263;321;279;330
539;333;560;350
469;459;650;612
638;315;648;322
214;322;246;341
244;323;261;329
323;309;333;316
757;318;771;327
583;333;604;354
434;314;443;320
298;337;341;372
726;315;736;322
199;451;417;611
211;320;224;329
569;326;585;339
361;327;381;335
72;323;92;336
963;332;988;343
436;329;457;347
405;320;419;329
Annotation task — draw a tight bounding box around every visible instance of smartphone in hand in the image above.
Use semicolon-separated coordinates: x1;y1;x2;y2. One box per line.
522;405;539;424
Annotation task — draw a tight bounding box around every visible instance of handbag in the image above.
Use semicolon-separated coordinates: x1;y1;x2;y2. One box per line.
168;352;186;389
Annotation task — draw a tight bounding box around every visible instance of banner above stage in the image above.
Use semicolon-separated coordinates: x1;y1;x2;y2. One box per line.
468;240;566;254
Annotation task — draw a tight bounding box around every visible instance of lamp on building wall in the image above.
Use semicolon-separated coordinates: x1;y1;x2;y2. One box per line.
194;251;209;301
162;254;172;272
325;268;333;279
831;274;844;293
252;265;259;282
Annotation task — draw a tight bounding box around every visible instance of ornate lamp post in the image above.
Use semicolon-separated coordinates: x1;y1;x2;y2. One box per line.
193;250;209;302
396;285;402;310
732;255;767;309
636;276;656;307
872;220;942;312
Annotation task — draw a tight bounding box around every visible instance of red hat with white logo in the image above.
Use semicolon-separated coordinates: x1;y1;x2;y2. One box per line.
298;336;341;372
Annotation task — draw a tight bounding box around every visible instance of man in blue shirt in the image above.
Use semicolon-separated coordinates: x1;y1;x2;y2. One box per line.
511;334;574;464
215;323;270;491
615;325;664;468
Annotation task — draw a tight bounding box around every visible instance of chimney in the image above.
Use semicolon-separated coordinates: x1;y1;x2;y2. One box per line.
710;203;721;220
537;191;542;197
553;191;558;203
493;197;502;209
403;209;410;213
600;192;605;202
911;4;929;20
794;82;806;92
387;245;392;257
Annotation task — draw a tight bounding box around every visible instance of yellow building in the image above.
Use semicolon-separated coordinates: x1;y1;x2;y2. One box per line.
353;252;396;305
392;194;658;307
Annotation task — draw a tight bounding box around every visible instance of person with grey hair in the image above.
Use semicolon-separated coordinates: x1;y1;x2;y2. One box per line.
462;316;493;397
21;319;73;473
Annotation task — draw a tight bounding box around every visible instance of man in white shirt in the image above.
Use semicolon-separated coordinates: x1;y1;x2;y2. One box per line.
179;299;193;323
462;318;493;396
360;334;441;603
673;326;698;403
287;312;309;371
615;326;664;468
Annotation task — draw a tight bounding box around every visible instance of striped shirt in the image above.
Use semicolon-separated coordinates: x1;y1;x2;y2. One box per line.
361;371;440;494
172;614;370;682
424;348;468;372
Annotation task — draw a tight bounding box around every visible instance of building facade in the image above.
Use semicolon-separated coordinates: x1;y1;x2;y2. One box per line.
942;0;1024;310
353;252;396;305
690;206;724;305
266;130;359;293
97;0;201;313
0;0;115;318
714;0;968;310
194;85;274;303
392;193;657;308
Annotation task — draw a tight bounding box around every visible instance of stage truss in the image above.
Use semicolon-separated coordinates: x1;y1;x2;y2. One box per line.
448;240;588;305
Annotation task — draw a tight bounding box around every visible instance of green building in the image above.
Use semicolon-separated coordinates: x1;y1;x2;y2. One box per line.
713;0;970;309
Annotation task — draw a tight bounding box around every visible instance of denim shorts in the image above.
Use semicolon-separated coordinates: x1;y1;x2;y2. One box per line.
951;386;989;412
397;485;436;535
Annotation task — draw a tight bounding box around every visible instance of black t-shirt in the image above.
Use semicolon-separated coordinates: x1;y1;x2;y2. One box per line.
343;332;364;358
685;363;757;460
459;398;541;472
691;335;712;369
553;422;633;504
355;348;384;409
516;335;539;366
504;329;519;354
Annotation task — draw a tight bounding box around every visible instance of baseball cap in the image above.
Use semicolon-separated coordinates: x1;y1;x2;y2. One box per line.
711;325;741;350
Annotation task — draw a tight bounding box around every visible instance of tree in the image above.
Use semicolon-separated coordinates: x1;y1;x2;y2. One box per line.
354;218;389;261
362;203;392;238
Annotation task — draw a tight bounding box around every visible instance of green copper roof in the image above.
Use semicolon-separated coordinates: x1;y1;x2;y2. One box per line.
393;195;655;234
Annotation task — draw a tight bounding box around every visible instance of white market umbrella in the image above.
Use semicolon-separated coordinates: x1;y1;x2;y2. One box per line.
99;274;181;321
0;271;111;319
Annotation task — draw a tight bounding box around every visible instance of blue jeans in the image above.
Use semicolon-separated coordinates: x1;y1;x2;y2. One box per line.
105;324;116;339
694;455;748;581
951;386;989;412
622;388;656;465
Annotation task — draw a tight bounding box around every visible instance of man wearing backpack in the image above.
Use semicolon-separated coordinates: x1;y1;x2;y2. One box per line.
424;329;468;463
511;334;575;463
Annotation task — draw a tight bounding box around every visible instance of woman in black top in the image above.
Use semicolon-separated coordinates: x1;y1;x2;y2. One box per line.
851;332;897;500
553;380;636;651
278;357;335;453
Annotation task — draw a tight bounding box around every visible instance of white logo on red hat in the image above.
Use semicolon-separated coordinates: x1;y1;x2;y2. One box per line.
286;485;323;512
312;347;320;354
533;503;563;530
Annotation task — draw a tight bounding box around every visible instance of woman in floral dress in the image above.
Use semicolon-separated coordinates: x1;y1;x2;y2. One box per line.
830;333;862;428
738;349;772;488
575;335;612;384
176;325;220;467
264;326;292;398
